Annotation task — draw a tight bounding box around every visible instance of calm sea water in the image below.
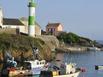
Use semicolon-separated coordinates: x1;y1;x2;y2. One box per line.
63;51;103;77
34;51;103;77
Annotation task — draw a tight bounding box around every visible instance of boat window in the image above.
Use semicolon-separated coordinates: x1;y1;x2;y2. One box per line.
40;62;41;64
37;62;39;65
23;62;31;70
41;62;44;64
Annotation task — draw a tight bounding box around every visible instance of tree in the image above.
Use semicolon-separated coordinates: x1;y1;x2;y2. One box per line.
57;32;79;44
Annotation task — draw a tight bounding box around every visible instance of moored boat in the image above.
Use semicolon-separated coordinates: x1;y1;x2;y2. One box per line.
53;71;80;77
9;46;46;77
88;47;101;51
40;63;82;77
9;59;46;77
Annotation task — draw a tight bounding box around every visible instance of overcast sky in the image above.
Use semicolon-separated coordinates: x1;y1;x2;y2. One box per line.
0;0;103;40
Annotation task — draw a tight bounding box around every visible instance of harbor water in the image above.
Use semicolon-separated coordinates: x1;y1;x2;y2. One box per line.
22;51;103;77
63;51;103;77
1;51;103;77
31;51;103;77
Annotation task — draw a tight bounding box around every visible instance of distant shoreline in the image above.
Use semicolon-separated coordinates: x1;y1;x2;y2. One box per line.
55;46;103;53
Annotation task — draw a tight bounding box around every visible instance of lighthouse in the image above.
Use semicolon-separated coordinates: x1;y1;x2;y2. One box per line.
28;0;36;37
0;7;3;27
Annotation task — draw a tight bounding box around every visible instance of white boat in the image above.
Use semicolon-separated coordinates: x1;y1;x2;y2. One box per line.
53;71;80;77
9;59;46;77
9;47;46;77
40;63;81;77
88;47;100;51
89;41;101;51
53;63;81;77
25;59;46;75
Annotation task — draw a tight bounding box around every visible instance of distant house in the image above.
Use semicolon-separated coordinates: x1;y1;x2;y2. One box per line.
3;18;26;33
46;23;63;36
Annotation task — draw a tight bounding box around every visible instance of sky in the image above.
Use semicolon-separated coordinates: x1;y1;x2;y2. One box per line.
0;0;103;40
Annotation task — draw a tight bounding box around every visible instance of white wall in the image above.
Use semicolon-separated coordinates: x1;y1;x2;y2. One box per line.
2;25;26;33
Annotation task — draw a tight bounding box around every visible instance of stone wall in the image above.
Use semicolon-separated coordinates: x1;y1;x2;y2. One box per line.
36;35;59;51
0;28;17;34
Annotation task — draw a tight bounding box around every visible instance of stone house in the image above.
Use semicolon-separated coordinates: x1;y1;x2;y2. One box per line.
46;23;63;36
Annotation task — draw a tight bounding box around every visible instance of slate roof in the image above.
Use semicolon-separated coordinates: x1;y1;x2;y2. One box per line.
3;18;24;25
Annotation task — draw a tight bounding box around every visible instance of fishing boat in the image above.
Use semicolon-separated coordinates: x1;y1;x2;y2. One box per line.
0;46;46;77
9;47;46;76
40;63;82;77
9;59;46;77
24;60;46;75
89;41;101;51
88;47;100;51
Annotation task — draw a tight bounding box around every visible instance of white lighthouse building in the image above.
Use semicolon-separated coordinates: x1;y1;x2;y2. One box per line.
28;0;36;37
0;7;3;27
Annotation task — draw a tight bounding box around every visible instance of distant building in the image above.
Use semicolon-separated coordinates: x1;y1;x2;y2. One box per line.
46;23;63;36
3;18;25;33
0;8;41;35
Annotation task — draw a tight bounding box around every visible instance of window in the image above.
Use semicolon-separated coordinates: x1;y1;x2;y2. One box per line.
0;26;2;28
48;28;49;31
53;28;55;31
37;62;39;65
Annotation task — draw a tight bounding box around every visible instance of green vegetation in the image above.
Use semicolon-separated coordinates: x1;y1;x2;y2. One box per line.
57;32;93;46
0;33;52;61
57;32;79;43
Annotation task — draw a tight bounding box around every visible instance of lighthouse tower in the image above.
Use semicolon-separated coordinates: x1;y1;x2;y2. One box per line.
0;7;3;27
28;0;36;37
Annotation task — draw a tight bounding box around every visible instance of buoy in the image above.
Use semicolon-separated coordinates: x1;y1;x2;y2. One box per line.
80;67;86;72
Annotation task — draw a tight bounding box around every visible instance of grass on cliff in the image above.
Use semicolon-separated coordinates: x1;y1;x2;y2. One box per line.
0;33;52;61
